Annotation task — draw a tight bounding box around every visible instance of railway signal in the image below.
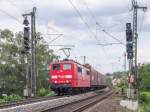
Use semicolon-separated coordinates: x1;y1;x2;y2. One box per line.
126;23;133;59
23;27;30;52
22;17;30;53
126;25;132;42
22;7;37;97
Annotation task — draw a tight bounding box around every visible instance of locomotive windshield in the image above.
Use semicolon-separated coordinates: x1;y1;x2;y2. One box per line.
52;64;60;70
63;64;71;70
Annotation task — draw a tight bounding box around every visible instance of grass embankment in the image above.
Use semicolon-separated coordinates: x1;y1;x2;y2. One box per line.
0;88;56;103
139;91;150;112
0;94;22;103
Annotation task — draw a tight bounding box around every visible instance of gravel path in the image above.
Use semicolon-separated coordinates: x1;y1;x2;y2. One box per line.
82;94;133;112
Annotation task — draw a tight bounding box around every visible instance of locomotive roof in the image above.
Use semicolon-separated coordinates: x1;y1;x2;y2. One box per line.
51;59;90;69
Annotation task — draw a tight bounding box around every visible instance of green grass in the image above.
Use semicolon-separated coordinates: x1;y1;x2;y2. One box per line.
45;91;57;96
139;91;150;112
37;88;57;97
0;94;23;103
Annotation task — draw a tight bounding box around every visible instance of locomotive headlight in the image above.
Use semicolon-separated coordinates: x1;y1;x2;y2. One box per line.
66;80;69;83
51;75;58;79
66;75;72;78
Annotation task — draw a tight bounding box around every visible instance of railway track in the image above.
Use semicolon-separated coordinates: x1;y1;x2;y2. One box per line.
41;89;114;112
0;96;62;109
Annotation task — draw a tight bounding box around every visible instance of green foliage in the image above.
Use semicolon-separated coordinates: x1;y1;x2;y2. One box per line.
37;88;56;97
37;88;49;97
139;101;150;112
106;77;112;85
0;99;5;103
112;71;128;79
138;63;150;112
3;94;22;102
138;63;150;91
139;92;150;105
144;103;150;112
0;29;58;97
45;91;57;96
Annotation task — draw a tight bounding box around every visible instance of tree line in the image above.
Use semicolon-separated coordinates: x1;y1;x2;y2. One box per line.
0;29;58;97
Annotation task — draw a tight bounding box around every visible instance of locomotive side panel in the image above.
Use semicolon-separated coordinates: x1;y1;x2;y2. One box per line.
72;64;90;87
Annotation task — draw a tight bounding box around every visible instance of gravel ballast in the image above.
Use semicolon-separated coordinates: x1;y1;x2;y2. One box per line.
0;92;98;112
82;94;132;112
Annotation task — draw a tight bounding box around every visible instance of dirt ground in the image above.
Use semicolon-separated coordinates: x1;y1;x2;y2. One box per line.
82;93;133;112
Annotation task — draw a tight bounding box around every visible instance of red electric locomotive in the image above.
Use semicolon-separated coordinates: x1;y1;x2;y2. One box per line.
49;59;106;95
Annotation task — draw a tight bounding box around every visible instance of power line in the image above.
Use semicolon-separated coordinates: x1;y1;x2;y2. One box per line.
48;34;63;44
49;45;75;47
83;0;129;31
97;42;124;46
47;25;61;34
68;0;98;41
81;0;126;46
0;9;21;23
102;30;125;46
6;0;26;13
69;0;126;71
71;0;124;66
82;0;98;24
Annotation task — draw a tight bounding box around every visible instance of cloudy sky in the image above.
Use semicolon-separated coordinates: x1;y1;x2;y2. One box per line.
0;0;150;73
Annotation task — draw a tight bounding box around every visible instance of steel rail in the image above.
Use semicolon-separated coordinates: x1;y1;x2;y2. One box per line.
41;89;113;112
72;91;114;112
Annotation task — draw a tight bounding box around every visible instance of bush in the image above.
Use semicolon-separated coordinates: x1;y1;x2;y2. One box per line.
0;99;5;103
3;94;22;102
145;103;150;111
139;92;150;105
37;88;57;97
37;88;49;97
45;91;56;96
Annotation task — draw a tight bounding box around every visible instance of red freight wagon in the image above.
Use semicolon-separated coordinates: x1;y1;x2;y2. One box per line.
101;75;106;86
87;66;106;90
50;60;90;95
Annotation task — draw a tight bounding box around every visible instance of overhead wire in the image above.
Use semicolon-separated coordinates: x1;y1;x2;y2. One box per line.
0;9;21;23
6;0;26;13
82;0;114;47
69;0;120;65
82;1;97;22
81;0;126;46
83;0;129;31
102;30;125;46
81;0;128;72
70;0;118;68
68;0;98;41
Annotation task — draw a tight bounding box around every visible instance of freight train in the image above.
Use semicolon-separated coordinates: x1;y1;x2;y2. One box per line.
49;59;107;95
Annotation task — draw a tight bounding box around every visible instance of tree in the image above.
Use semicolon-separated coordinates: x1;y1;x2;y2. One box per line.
138;63;150;91
0;29;58;96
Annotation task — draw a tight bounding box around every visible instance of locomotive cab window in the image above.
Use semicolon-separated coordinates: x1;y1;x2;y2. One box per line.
63;64;71;70
52;64;60;70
